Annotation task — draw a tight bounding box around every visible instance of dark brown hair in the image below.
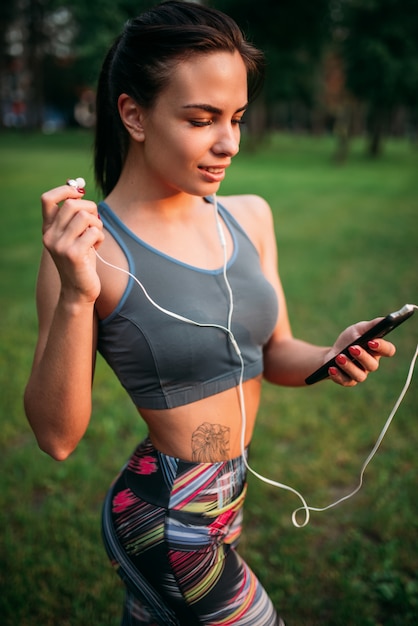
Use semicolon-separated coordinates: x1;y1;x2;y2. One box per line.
94;0;265;195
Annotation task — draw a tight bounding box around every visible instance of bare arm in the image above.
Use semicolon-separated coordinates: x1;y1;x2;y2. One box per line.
24;185;104;460
236;195;396;387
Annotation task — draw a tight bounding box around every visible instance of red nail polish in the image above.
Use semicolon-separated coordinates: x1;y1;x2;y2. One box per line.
349;346;361;357
368;340;379;350
336;354;347;365
329;366;338;376
77;187;85;194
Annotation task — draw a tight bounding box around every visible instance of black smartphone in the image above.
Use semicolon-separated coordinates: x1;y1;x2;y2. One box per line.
305;304;415;385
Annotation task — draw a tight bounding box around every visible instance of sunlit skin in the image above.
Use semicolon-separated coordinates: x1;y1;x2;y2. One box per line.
24;50;395;462
103;51;247;223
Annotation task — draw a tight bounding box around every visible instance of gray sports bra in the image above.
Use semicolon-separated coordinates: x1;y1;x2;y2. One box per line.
97;198;278;409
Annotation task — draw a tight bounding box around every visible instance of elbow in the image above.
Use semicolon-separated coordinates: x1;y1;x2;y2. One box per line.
31;425;78;460
37;438;76;461
24;392;81;462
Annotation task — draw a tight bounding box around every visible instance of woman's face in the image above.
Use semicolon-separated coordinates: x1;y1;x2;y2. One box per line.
136;50;248;198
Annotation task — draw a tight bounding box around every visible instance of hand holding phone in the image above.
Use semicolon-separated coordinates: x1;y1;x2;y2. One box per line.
305;304;415;385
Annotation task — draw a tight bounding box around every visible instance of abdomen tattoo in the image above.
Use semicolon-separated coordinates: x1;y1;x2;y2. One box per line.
191;422;231;462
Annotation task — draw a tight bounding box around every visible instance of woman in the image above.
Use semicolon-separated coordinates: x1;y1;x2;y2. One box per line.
24;2;395;625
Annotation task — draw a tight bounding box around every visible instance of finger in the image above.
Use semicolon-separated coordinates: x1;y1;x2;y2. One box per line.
347;345;380;373
328;366;358;387
43;205;99;250
48;209;102;247
75;224;105;251
54;200;100;232
42;191;99;241
64;210;103;241
43;209;102;257
367;338;396;358
41;185;86;225
334;353;369;383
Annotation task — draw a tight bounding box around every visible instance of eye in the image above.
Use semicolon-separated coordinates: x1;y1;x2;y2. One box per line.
190;120;213;127
232;118;246;126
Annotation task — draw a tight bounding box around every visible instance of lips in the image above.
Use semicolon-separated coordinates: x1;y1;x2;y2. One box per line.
203;167;224;174
199;165;227;172
198;165;228;182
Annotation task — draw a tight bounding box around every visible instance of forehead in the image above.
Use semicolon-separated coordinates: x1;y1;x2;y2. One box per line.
159;50;248;109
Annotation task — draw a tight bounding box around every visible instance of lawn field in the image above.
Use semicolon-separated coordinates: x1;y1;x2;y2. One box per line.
0;130;417;625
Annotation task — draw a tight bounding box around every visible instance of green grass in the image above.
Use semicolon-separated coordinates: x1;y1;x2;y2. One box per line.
0;129;417;625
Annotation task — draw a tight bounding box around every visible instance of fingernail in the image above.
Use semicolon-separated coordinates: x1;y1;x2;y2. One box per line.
368;340;379;350
77;187;85;194
349;346;361;357
329;366;338;376
336;354;347;365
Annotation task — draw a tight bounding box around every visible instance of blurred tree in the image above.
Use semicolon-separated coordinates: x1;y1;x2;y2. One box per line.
214;0;331;135
26;0;47;128
3;0;416;146
1;0;333;134
1;0;78;129
0;1;19;128
337;0;418;156
0;0;156;129
68;0;156;86
4;0;332;134
0;3;18;60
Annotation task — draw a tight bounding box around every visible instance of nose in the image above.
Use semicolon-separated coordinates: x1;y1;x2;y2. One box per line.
212;123;240;158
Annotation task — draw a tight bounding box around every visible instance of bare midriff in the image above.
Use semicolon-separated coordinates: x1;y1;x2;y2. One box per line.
138;375;263;462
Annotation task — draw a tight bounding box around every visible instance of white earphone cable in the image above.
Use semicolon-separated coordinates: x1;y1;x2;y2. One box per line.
292;341;418;526
211;198;313;526
95;195;417;528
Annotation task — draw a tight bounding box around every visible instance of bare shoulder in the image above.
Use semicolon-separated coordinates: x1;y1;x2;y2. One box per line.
218;193;273;222
217;194;274;253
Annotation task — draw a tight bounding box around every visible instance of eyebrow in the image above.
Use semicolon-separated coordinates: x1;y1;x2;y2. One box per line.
182;103;248;114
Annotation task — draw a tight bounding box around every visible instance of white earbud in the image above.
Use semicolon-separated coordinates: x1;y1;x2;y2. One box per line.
66;177;86;190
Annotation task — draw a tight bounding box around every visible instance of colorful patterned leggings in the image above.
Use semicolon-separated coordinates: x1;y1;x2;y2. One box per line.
102;437;282;626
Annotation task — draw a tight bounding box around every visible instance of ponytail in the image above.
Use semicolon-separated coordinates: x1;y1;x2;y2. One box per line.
94;36;128;196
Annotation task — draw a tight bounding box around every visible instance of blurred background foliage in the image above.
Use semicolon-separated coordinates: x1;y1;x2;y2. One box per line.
1;2;418;624
1;0;418;159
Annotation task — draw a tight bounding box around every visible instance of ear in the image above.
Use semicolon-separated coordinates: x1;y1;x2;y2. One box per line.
118;94;145;141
